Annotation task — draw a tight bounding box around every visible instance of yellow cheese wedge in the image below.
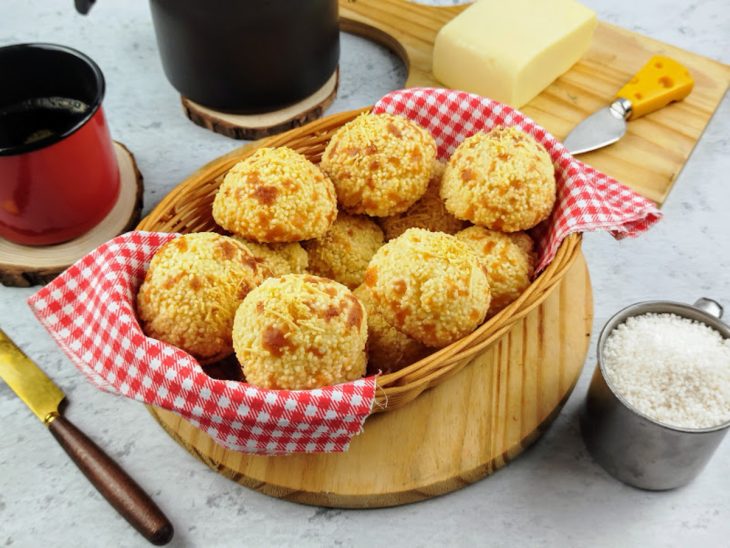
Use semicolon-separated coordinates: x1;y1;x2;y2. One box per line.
433;0;597;108
616;55;694;119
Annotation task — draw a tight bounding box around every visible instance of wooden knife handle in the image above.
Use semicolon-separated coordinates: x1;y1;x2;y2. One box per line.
48;414;174;545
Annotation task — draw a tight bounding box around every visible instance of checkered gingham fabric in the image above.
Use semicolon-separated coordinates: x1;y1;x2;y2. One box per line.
28;88;661;455
28;231;376;455
373;88;662;271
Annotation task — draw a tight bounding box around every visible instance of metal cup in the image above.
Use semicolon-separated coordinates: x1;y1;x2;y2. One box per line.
580;298;730;490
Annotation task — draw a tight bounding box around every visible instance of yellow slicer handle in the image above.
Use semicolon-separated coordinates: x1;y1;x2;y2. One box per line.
616;55;694;120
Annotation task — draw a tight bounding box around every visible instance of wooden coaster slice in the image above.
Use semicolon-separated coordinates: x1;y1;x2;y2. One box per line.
0;142;143;288
181;69;339;140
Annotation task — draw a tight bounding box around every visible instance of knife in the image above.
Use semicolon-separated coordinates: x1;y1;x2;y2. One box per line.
0;329;174;546
564;55;694;155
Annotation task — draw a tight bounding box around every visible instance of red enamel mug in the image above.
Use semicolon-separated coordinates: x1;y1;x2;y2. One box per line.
0;43;119;246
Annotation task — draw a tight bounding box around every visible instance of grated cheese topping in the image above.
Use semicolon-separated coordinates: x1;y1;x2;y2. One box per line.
232;274;367;390
320;113;437;217
303;212;385;290
379;160;467;240
456;226;536;317
212;147;337;242
364;228;491;348
441;126;556;232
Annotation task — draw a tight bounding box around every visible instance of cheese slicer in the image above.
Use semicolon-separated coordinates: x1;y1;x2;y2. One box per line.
564;55;694;155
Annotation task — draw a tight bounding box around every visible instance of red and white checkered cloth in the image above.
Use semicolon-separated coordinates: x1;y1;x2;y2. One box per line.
28;88;661;455
373;88;662;271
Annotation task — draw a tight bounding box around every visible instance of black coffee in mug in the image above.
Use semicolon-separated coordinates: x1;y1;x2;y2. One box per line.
0;96;90;149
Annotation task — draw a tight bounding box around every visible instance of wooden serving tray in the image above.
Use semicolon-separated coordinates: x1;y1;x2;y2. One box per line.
339;0;730;205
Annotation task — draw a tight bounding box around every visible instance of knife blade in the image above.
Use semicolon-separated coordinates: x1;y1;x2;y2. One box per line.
0;331;64;423
0;329;174;546
564;55;694;155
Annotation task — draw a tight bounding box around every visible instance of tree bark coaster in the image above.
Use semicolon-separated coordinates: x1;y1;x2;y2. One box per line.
0;142;144;288
181;69;339;140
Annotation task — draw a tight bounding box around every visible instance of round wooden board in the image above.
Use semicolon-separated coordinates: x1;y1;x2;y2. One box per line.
182;69;339;140
0;142;143;287
148;251;593;508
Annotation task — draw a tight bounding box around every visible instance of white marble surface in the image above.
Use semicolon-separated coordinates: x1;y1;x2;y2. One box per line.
1;1;729;546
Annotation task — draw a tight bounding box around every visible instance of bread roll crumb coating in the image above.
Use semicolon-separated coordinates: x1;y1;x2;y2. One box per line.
354;285;428;375
441;127;556;231
379;161;467;240
233;274;368;389
303;213;384;289
364;228;491;348
137;233;267;362
235;239;309;277
320;113;437;217
213;147;337;242
456;226;536;316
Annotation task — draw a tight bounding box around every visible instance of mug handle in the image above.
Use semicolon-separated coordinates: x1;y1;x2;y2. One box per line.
693;298;724;319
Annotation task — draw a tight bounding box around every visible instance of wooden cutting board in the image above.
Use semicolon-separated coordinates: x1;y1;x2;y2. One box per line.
339;0;730;205
149;251;592;508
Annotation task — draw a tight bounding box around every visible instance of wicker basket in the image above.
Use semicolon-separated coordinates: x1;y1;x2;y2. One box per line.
136;107;582;414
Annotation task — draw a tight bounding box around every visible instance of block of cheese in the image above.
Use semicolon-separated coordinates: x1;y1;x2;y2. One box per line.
433;0;597;107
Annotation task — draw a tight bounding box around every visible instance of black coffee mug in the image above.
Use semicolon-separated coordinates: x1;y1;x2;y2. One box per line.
148;0;340;112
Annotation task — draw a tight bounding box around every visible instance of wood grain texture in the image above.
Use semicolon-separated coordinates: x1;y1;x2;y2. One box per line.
148;251;592;508
181;70;339;140
339;0;730;205
0;143;144;287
